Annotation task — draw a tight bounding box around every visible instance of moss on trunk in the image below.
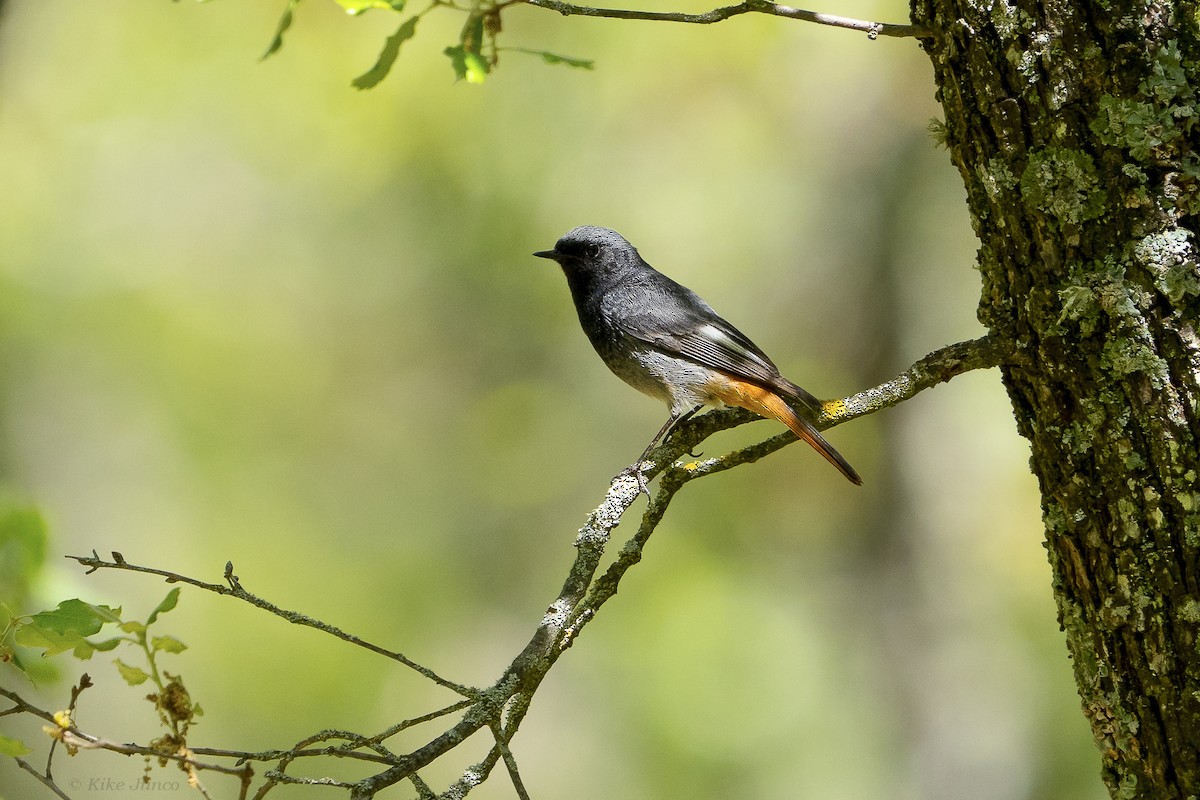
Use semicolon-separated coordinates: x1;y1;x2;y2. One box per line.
911;0;1200;795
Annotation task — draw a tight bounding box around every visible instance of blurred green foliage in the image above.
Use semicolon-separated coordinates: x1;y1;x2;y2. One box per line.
0;2;1104;799
0;505;46;613
264;0;594;87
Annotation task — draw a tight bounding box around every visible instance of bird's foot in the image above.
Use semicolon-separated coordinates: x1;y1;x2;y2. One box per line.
614;461;652;497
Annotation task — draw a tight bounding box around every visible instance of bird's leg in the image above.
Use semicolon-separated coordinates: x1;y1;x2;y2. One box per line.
661;405;704;458
618;406;703;496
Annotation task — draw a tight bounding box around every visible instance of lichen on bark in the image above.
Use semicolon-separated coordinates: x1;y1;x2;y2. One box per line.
910;0;1200;795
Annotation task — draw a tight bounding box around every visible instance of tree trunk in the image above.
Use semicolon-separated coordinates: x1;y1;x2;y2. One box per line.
911;0;1200;795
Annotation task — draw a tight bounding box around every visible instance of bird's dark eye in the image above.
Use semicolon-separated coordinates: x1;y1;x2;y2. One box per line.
585;244;600;258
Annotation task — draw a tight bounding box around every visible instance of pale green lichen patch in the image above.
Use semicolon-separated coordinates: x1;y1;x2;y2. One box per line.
1101;335;1168;387
990;0;1032;41
1056;260;1142;336
1133;229;1200;305
1113;496;1142;542
1060;397;1114;454
1020;147;1107;224
1058;284;1102;336
1179;598;1200;625
1090;41;1198;164
979;157;1017;200
1092;95;1168;160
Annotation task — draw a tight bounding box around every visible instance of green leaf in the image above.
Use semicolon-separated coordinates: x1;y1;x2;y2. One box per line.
146;588;180;626
0;735;31;757
445;46;490;84
152;635;187;654
335;0;404;14
262;0;302;61
28;601;103;636
34;599;122;634
351;16;419;90
13;624;70;656
509;48;594;70
16;599;122;657
461;11;485;51
114;659;150;686
89;637;125;653
120;620;146;635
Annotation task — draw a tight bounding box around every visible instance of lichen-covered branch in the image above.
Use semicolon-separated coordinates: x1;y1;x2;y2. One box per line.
823;333;1013;424
2;334;1008;799
640;333;1012;482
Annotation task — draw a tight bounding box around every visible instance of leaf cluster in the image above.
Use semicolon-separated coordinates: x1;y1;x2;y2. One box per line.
2;588;202;771
261;0;593;88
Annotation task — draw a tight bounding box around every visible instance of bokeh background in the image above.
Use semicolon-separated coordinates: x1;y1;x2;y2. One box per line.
0;2;1104;799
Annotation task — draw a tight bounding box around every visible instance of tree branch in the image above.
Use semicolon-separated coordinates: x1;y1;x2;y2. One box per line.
65;553;474;697
518;0;932;39
14;759;72;800
636;333;1012;484
26;334;1007;799
822;333;1012;425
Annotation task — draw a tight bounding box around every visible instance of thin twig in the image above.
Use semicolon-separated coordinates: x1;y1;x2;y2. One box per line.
46;674;92;780
518;0;931;39
14;758;72;800
410;772;437;799
488;721;531;800
0;686;58;724
60;733;252;778
66;553;475;698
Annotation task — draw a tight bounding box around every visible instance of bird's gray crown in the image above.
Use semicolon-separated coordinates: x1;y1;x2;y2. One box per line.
552;226;637;261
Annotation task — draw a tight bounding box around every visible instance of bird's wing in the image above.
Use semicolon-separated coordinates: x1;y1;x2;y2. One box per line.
607;279;820;409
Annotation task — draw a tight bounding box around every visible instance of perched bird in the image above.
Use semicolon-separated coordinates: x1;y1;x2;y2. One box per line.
535;226;861;486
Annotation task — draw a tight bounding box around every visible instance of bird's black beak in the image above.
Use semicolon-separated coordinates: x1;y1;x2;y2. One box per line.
532;249;560;261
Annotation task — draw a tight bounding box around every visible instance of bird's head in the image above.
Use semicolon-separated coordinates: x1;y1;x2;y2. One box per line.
533;226;641;278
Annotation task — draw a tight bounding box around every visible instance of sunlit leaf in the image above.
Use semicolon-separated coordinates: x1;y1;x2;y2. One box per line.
335;0;404;14
152;635;187;654
0;735;31;757
71;639;97;660
89;637;124;652
463;52;489;84
114;659;150;686
30;600;120;637
15;599;122;657
15;625;77;658
146;588;180;626
445;46;490;84
262;0;302;61
351;16;419;90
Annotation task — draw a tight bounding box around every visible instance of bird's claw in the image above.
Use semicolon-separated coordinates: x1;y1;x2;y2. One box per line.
615;462;652;497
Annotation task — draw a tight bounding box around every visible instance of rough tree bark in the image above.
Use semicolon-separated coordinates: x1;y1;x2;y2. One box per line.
913;0;1200;796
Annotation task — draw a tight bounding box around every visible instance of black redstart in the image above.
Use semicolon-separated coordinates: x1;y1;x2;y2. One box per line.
535;225;861;486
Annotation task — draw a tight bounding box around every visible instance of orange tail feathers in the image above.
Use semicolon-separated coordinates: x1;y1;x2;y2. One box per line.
711;378;862;485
